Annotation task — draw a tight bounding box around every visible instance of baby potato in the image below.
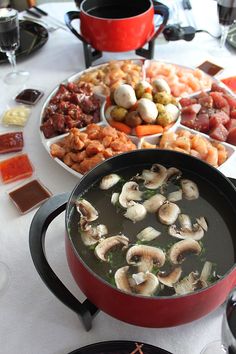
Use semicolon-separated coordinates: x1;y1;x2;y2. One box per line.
135;81;152;99
157;112;175;127
125;111;142;127
156;103;166;114
153;92;173;105
114;84;137;109
141;92;153;100
110;106;128;121
137;98;158;123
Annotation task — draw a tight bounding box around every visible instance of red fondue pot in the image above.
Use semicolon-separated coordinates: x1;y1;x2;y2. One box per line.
64;0;169;52
29;150;236;330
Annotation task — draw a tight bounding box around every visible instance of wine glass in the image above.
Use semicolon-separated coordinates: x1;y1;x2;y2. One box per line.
201;289;236;354
0;8;29;85
217;0;236;48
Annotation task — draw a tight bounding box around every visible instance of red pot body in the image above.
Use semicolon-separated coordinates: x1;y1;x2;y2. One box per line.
66;235;236;327
79;1;155;52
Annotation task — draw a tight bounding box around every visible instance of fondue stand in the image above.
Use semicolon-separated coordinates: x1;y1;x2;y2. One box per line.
0;1;236;354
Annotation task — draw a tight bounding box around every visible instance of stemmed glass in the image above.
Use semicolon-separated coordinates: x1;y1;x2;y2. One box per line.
217;0;236;48
0;8;29;85
201;289;236;354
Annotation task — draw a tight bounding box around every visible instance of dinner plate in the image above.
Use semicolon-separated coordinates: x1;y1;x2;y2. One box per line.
0;20;48;64
67;340;172;354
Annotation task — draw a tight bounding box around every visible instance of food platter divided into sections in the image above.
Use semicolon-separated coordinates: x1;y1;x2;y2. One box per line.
39;60;236;179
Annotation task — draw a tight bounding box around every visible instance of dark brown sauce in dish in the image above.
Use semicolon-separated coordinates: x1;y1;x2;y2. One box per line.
197;60;224;76
15;88;43;105
68;164;235;297
9;179;51;214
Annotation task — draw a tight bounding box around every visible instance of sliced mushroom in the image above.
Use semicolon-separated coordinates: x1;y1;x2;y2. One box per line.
167;189;182;202
124;202;147;223
166;167;182;183
169;239;202;264
141;164;167;189
76;199;98;222
157;266;182;287
126;245;165;272
119;181;143;208
114;266;132;294
136;227;161;242
81;224;108;246
94;235;129;261
200;261;212;282
181;179;199;200
100;174;121;190
174;272;199;295
111;192;119;205
132;272;159;296
168;222;204;241
143;194;166;213
196;216;208;232
178;214;192;230
114;267;159;296
158;201;181;225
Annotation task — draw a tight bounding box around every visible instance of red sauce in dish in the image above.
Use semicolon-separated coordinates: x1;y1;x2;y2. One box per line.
0;132;24;154
9;179;51;214
0;153;34;184
221;76;236;93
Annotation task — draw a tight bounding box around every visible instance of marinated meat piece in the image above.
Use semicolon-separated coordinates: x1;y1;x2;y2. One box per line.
86;140;104;157
79;153;105;174
179;97;197;107
227;127;236;145
210;123;228;141
50;124;136;174
41;82;101;138
209;111;230;128
51;143;66;158
194;112;209;133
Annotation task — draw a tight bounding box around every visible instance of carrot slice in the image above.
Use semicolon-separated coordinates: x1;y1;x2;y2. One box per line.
135;124;163;137
108;119;132;135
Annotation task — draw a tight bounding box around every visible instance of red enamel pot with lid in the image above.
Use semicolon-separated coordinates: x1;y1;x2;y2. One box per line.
29;150;236;330
64;0;169;52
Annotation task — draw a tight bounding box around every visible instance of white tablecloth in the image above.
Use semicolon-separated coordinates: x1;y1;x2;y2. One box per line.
0;1;236;354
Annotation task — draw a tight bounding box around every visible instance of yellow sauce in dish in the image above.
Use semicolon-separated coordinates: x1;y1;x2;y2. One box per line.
2;106;31;126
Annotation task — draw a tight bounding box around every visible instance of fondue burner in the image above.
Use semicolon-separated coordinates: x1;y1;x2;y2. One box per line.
82;38;156;68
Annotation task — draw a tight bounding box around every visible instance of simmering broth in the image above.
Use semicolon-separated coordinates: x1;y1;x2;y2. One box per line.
68;164;235;297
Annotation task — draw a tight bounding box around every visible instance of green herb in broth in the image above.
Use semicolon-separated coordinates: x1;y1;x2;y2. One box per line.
69;163;235;297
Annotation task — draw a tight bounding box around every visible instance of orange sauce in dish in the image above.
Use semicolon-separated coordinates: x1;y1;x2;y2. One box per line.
0;153;33;184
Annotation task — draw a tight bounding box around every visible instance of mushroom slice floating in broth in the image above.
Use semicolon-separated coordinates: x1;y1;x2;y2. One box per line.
167;189;182;202
158;201;181;225
131;272;159;296
126;245;165;272
141;164;167;189
76;199;98;222
114;266;132;294
124;202;147;223
81;224;108;246
136;227;161;242
169;239;202;265
157;266;182;287
174;271;199;295
94;235;129;262
143;194;166;213
168;214;204;241
181;179;199;200
119;181;143;208
100;174;121;190
196;216;208;232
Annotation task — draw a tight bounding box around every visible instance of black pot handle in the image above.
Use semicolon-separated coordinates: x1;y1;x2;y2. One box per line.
152;1;169;40
64;11;89;44
29;193;99;331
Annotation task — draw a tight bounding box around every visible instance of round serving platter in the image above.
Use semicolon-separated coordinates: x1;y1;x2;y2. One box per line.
39;59;236;179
